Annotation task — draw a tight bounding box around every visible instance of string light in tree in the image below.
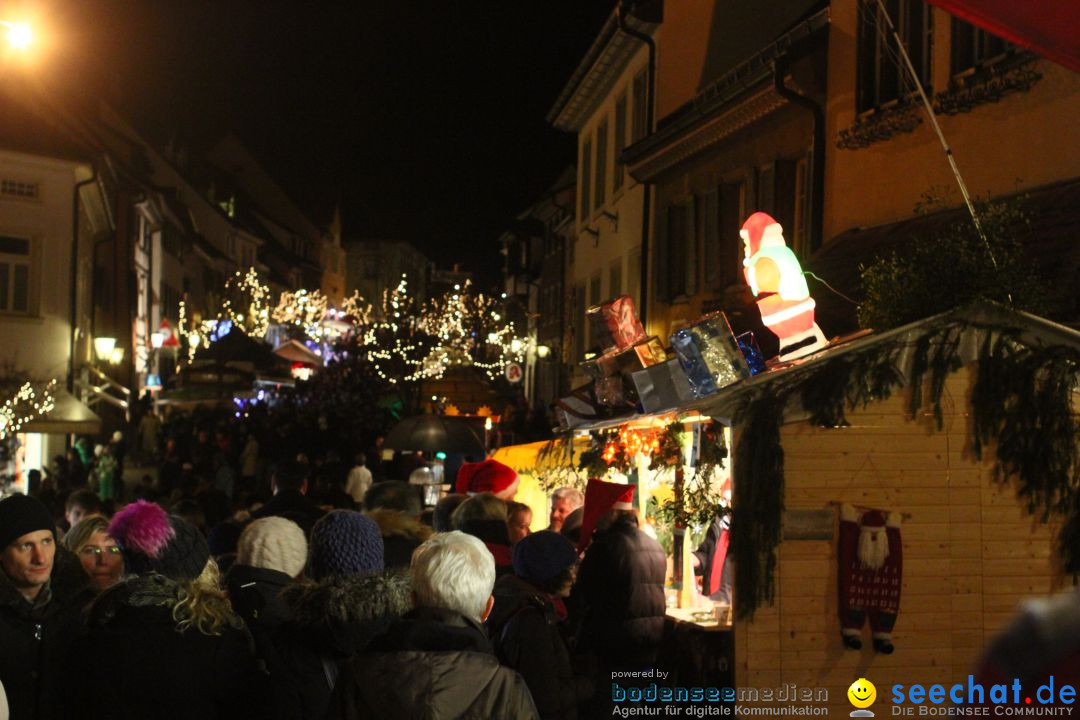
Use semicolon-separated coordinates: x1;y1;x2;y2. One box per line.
0;380;57;440
220;267;270;338
273;288;328;341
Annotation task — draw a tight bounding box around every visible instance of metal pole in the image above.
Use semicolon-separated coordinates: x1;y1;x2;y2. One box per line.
873;0;998;269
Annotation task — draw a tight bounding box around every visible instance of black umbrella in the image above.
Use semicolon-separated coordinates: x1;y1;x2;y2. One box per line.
384;415;486;456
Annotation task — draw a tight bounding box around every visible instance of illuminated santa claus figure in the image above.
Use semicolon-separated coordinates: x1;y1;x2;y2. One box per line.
740;211;826;360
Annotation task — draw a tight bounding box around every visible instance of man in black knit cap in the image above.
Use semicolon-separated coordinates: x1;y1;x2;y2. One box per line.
0;494;91;720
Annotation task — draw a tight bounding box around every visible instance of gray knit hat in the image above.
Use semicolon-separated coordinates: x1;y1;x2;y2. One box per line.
307;510;384;581
237;517;308;578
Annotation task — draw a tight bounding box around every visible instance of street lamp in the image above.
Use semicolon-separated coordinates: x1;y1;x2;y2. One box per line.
2;20;32;51
94;337;117;362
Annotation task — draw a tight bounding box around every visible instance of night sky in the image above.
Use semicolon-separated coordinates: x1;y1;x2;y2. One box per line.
43;1;612;287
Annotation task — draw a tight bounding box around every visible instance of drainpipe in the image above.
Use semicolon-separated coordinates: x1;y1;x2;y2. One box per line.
617;1;656;326
69;166;98;394
774;55;825;252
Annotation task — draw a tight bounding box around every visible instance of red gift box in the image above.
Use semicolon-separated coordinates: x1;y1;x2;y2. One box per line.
586;295;646;353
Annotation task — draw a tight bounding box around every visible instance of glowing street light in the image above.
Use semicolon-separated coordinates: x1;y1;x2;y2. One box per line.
2;21;32;51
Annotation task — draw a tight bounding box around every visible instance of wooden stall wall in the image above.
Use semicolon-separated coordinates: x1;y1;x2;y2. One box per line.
734;364;1066;714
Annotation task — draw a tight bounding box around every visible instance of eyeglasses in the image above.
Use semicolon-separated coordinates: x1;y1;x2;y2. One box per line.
79;546;122;558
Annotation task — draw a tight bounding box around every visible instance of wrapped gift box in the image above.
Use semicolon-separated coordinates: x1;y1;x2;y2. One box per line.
586;295;646;354
594;375;630;408
596;336;667;378
736;331;766;376
554;387;600;430
631;358;695;414
670;312;751;398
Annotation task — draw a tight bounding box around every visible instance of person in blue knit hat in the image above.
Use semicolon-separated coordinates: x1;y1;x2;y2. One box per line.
487;530;591;719
306;510;385;580
273;509;410;720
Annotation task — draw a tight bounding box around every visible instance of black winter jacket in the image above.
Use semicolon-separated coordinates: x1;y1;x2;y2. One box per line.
488;574;590;720
225;563;293;632
572;515;667;667
0;548;91;720
274;571;412;720
64;573;272;720
330;608;537;720
330;605;539;720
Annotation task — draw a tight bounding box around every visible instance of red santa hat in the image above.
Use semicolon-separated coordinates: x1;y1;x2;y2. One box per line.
577;478;635;551
454;458;519;500
739;211;785;258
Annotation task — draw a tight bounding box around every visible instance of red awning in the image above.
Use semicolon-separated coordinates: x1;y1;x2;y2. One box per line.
927;0;1080;74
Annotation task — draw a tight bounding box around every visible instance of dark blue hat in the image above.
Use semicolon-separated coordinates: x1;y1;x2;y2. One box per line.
308;510;384;580
512;530;578;585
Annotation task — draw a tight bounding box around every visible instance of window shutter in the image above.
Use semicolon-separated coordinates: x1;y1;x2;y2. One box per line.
774;158;798;247
685;196;698;297
655;206;669;302
719;182;745;288
703;187;720;285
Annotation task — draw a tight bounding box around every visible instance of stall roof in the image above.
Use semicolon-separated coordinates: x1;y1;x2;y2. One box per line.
693;301;1080;421
22;391;101;435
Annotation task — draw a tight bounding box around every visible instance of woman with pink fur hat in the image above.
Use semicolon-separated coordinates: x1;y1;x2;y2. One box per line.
63;501;271;720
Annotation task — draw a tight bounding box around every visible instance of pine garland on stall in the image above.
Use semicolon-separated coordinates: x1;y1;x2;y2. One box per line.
970;332;1080;569
730;393;786;620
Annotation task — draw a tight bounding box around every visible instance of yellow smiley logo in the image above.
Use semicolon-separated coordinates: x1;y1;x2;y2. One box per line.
848;678;877;709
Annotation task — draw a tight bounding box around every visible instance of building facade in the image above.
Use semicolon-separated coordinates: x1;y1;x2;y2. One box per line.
548;7;659;380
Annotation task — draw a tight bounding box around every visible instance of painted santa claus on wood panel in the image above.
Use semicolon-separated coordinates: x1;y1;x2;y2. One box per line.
837;503;903;654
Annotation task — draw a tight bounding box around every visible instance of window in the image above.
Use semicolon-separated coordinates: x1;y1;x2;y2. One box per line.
0;235;31;313
657;199;696;301
0;179;39;200
589;272;602;305
162;226;183;258
857;0;933;113
704;182;747;290
241;244;255;269
757;159;801;255
613;93;627;192
609;259;622;298
951;18;1012;74
631;69;648;142
588;272;603;351
580;137;592;220
161;282;181;321
594;119;608;209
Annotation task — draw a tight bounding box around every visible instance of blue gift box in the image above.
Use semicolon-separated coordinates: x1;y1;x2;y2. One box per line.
670;312;751;398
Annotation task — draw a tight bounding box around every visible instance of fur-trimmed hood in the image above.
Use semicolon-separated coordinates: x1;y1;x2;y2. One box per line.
84;573;182;628
367;508;432;542
279;570;412;657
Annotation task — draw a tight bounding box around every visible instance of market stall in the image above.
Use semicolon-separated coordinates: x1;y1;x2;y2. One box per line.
530;289;1079;713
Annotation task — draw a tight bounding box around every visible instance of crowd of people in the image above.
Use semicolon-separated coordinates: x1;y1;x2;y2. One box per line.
0;419;673;720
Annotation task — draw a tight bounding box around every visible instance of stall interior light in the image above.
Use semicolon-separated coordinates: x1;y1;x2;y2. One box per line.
536;344;551;358
150;332;165;349
109;348;124;365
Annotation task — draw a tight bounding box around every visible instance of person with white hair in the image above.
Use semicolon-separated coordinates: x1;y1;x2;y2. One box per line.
547;487;584;532
329;531;538;719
